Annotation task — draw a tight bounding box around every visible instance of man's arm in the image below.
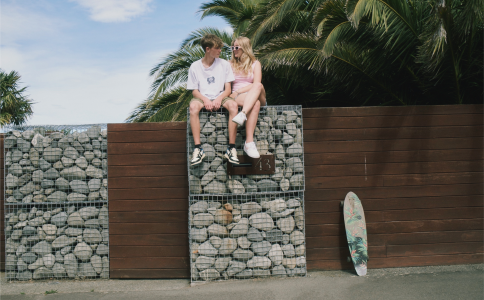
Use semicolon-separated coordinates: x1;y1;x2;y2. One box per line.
212;82;232;110
192;89;214;111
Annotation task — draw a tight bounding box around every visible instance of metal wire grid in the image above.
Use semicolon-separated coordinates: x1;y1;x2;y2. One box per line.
186;106;305;195
4;124;109;280
189;191;307;282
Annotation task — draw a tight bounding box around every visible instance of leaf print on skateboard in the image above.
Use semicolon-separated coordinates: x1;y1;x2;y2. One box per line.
343;192;368;276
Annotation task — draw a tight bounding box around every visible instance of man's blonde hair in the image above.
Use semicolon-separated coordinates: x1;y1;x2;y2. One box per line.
230;37;256;76
201;34;223;52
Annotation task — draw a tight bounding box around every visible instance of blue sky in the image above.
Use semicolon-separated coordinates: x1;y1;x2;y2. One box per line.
0;0;230;125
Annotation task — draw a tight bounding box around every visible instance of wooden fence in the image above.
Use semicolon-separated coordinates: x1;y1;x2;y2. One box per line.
1;104;483;276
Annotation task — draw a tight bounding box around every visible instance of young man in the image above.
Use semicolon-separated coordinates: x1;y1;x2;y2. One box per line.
187;34;240;166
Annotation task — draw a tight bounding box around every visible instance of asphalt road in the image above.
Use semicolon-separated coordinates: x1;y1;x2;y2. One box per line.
1;264;483;300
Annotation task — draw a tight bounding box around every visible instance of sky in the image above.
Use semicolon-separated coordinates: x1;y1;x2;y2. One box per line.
0;0;231;125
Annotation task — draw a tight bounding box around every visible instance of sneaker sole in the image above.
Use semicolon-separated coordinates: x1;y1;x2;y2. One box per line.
190;153;206;166
231;118;245;126
224;153;240;164
244;149;260;159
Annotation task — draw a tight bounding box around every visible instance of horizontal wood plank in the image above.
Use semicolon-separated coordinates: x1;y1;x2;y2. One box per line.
109;153;186;166
110;234;188;246
109;188;188;200
109;268;189;279
108;165;187;177
108;122;186;132
303;114;483;130
108;142;186;154
110;211;188;223
109;177;188;189
109;130;187;143
110;257;190;269
302;105;483;118
109;200;188;212
110;223;188;235
387;242;484;257
110;246;189;258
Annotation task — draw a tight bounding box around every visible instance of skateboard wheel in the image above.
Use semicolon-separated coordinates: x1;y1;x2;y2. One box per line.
340;201;344;208
347;256;351;262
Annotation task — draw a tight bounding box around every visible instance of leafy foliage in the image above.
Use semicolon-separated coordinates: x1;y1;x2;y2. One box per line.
0;70;34;126
127;0;483;122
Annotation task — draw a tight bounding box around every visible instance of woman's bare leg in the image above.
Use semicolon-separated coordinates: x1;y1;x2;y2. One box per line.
235;94;260;143
240;82;263;114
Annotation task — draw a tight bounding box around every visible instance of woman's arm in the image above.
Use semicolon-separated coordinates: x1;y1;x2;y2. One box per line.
232;61;262;96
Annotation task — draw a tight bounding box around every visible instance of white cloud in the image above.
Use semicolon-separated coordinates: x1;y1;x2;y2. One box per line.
72;0;154;23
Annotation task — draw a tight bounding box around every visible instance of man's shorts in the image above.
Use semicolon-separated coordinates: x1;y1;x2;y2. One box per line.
190;97;235;107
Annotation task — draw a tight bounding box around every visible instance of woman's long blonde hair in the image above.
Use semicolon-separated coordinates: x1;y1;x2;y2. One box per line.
230;37;256;76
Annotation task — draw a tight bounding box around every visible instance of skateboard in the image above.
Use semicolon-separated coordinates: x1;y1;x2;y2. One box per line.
342;192;368;276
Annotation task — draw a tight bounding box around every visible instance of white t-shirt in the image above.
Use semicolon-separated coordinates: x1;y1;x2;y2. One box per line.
187;58;235;100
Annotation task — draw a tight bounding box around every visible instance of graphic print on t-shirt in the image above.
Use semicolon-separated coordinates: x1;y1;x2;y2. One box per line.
207;76;215;84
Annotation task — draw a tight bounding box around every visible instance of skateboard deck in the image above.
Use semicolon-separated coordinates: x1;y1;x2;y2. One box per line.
343;192;368;276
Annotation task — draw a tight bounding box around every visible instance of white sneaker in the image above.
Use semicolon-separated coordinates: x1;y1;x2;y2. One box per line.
232;111;247;126
244;141;260;158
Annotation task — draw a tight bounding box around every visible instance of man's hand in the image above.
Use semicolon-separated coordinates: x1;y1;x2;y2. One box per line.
212;98;222;111
203;98;213;111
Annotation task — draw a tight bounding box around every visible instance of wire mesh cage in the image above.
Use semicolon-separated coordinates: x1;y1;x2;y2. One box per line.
187;106;306;282
189;191;306;282
4;124;109;281
187;106;305;195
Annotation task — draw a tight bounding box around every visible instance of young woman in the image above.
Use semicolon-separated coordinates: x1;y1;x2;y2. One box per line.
229;36;267;158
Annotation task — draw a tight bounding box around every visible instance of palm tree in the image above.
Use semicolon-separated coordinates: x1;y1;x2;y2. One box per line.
0;70;34;126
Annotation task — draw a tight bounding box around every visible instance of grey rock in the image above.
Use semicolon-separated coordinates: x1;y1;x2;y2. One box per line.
78;262;97;277
55;251;64;263
191;228;208;243
43;147;63;162
16;270;33;281
17;138;31;152
294;206;304;230
41;179;54;189
8;163;23;176
88;192;100;201
61;156;75;167
61;246;72;255
241;202;262;216
52;263;67;278
251;241;272;256
286;198;301;209
232;249;254;261
91;255;103;274
218;238;237;255
227;179;245;194
53;160;64;170
63;146;79;160
229;218;249;237
192;213;214;229
199;269;220;281
47;191;67;202
207;224;228;236
28;216;45;226
99;207;109;228
247;227;264;242
84;151;95;162
43;253;56;268
51;212;68;226
226;261;246;276
74;242;93;261
209;236;222;248
237;236;251;249
214;257;231;272
5;136;18;148
290;230;305;246
52;235;77;249
25;195;37;203
290;174;304;189
96;244;109;256
234;269;253;278
85;219;100;228
191;162;210;177
44;168;60;180
42;224;57;235
265;229;284;243
31;170;43;183
65;227;83;236
17;258;28;272
282;244;296;257
286;157;304;173
21;252;37;264
249;213;274;231
195;256;215;271
86;165;103;178
5;254;17;271
247;256;272;269
6;174;19;188
198;241;218;256
22;226;37;236
88;178;101;191
257;179;279;192
67;193;87;202
19;182;36;195
70;180;89;194
204;180;226;194
215;165;227;182
200;171;215;186
68;212;85;226
201;143;216;160
32;241;52;256
277;216;295;234
33;267;54;279
60;166;86;180
75;157;88;169
64;253;78;278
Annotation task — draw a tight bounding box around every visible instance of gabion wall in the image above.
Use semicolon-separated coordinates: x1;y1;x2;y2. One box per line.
187;106;307;282
4;125;109;281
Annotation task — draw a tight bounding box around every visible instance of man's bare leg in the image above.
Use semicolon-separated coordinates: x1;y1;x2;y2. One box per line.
223;100;238;144
189;101;204;144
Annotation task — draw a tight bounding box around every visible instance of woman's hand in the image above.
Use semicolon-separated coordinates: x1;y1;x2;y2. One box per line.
230;91;238;99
